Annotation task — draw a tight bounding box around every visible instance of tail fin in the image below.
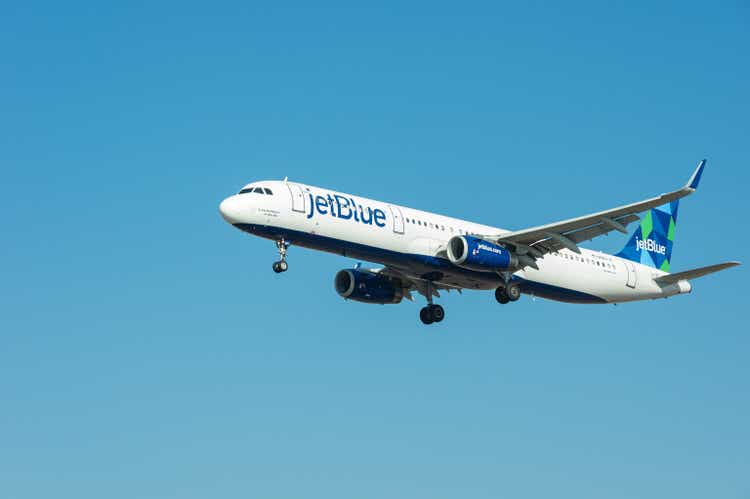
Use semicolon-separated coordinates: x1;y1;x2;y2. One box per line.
616;201;679;271
615;159;706;271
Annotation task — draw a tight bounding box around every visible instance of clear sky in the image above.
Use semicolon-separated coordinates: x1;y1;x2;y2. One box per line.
2;2;748;498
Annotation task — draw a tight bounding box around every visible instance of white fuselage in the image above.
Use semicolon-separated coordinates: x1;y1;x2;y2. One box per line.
219;180;691;304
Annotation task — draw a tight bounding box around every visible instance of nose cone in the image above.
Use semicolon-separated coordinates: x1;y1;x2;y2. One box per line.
219;196;245;224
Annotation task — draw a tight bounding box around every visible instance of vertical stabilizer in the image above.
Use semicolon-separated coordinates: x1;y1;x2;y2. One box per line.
615;159;706;271
615;201;679;271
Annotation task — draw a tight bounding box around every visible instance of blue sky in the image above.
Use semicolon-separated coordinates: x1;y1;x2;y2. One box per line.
2;2;748;498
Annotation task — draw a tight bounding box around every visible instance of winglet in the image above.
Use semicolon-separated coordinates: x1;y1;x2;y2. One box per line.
686;159;706;190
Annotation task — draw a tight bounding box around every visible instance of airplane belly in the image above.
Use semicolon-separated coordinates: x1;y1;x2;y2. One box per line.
516;257;617;304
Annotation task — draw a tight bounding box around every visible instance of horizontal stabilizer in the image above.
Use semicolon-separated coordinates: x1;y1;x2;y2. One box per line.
653;261;740;285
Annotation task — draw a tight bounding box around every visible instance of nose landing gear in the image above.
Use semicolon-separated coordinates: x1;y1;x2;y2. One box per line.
272;238;289;273
272;260;288;273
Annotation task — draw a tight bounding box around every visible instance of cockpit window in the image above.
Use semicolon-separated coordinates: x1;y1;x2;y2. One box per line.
239;185;273;195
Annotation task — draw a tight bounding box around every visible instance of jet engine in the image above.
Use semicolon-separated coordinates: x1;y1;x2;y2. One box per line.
446;235;518;271
334;269;404;304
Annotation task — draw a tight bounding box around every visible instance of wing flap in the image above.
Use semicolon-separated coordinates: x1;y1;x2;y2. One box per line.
377;266;464;299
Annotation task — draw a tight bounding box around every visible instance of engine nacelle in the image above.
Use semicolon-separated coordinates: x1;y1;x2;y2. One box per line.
446;235;518;271
334;269;404;304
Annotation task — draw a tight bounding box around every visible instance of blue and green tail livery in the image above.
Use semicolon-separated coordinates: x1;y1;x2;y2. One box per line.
616;201;679;271
615;159;707;271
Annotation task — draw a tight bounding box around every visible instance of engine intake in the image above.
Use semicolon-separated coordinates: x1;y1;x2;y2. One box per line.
334;269;403;304
447;235;518;271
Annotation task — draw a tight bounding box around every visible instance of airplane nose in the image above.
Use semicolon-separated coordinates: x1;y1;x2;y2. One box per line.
219;196;244;224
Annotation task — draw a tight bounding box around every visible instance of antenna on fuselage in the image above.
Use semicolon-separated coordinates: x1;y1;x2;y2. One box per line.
283;176;288;182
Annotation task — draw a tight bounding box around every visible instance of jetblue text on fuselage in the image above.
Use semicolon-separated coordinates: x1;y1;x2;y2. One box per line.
635;236;666;255
306;193;387;227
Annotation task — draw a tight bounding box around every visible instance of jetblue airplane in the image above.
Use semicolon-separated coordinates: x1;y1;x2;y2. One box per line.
219;160;739;324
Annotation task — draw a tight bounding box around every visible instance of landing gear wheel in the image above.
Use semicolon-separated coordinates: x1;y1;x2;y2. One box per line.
419;281;444;325
272;239;289;274
429;304;445;322
420;304;445;324
505;282;521;302
420;307;434;325
495;287;510;304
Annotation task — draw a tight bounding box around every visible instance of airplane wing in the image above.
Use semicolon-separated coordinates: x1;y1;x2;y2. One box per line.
476;160;706;259
376;266;463;301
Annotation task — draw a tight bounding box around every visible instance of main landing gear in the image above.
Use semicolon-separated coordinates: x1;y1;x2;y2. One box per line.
419;281;445;325
272;238;289;273
420;304;445;325
495;281;521;304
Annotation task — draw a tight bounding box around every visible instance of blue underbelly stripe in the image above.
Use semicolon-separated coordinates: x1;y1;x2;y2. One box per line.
234;223;607;304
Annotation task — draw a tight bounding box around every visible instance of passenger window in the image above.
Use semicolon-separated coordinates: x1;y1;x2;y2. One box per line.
264;188;273;195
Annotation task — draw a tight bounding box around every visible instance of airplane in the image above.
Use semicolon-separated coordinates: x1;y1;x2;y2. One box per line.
219;159;739;324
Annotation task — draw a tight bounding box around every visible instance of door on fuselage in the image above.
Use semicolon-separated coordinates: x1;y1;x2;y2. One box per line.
625;261;637;288
287;183;306;213
388;205;405;234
